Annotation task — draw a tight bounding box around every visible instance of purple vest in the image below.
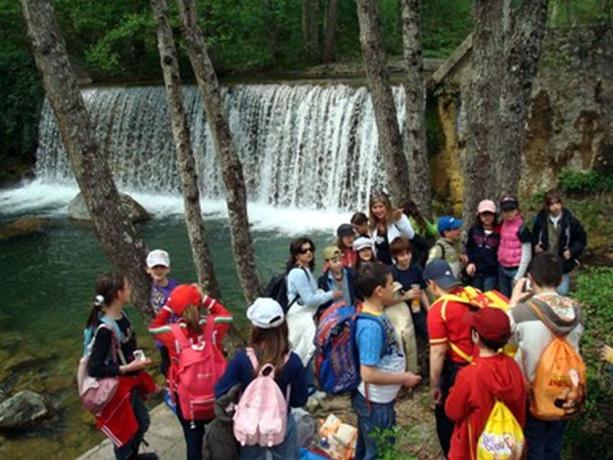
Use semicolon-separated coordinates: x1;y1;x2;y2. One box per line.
498;216;524;268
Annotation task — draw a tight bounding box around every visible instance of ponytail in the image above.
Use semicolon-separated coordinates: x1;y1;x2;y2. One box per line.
85;272;126;328
183;304;201;335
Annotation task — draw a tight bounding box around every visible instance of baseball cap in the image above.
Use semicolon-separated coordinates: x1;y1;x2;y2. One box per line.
353;236;374;252
477;200;497;214
423;259;461;290
465;307;511;343
167;284;202;315
146;249;170;268
322;246;342;260
247;298;285;329
337;223;356;238
500;195;519;211
437;216;463;234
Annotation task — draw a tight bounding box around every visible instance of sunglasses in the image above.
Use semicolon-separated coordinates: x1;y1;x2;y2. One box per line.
298;247;314;254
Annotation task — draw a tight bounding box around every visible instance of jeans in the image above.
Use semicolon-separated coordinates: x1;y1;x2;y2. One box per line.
556;273;570;296
471;275;498;292
525;412;568;460
434;360;463;459
498;266;518;298
305;357;316;396
351;391;396;460
239;414;299;460
176;395;211;460
114;392;150;460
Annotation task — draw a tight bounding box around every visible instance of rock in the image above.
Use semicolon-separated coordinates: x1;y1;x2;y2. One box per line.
0;390;49;430
68;192;151;224
0;217;52;241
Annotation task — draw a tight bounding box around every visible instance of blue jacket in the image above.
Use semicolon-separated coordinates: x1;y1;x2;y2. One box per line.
317;267;357;315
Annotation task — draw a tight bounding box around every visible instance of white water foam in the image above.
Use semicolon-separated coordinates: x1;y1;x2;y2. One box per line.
0;180;351;235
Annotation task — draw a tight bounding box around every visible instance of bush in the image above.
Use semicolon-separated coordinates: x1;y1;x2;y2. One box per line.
563;267;613;459
558;168;613;194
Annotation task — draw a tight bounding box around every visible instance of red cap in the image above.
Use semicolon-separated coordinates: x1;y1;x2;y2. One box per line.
166;284;202;315
465;307;511;343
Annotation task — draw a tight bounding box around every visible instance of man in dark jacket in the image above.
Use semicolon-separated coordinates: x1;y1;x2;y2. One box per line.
317;246;357;317
532;190;586;295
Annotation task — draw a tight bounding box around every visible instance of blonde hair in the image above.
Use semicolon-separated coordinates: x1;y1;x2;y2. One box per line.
183;304;201;335
369;192;393;231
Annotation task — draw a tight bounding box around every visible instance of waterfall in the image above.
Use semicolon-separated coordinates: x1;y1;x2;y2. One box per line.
35;84;407;211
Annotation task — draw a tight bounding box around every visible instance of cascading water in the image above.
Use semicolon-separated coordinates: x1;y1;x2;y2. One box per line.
34;84;407;212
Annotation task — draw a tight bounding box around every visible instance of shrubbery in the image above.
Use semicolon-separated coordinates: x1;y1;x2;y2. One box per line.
558;168;613;194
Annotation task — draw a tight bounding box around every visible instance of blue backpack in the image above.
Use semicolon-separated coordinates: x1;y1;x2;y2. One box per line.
314;303;385;394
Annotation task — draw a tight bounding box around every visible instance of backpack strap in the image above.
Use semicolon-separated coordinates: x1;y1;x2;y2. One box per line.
437;242;446;260
245;348;291;402
526;299;577;339
438;297;473;364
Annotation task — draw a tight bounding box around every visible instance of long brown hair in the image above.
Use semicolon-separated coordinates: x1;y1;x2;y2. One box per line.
182;304;202;335
369;192;393;231
250;321;290;375
85;272;127;328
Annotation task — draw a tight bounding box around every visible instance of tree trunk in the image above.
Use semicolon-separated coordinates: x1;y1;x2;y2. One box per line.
302;0;320;62
176;0;261;304
356;0;410;206
495;0;549;196
322;0;340;64
463;0;504;225
400;0;432;219
151;0;221;298
20;0;152;317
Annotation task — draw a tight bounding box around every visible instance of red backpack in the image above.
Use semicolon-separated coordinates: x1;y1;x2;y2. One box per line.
170;318;226;421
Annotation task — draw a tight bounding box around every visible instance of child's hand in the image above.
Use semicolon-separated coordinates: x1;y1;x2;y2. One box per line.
431;387;442;406
392;208;404;221
459;254;469;265
466;263;476;277
402;372;422;388
332;290;343;300
403;287;420;300
510;278;532;306
121;358;152;373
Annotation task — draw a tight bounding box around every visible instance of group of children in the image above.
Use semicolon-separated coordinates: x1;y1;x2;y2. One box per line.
79;188;589;460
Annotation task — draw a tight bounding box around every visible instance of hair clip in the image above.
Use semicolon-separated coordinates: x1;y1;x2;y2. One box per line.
94;294;105;306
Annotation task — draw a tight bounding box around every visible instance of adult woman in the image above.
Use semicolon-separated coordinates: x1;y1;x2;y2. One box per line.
369;192;415;265
285;237;341;368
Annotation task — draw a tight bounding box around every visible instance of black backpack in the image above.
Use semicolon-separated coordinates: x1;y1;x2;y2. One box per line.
263;267;306;313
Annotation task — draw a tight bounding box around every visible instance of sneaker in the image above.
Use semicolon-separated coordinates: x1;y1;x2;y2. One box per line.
132;454;159;460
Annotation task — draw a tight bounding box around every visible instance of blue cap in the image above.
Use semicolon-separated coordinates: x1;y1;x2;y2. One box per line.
437;216;463;234
423;259;461;290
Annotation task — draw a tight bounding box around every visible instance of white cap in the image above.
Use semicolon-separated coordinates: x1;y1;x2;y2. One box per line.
146;249;170;268
247;298;285;329
353;236;374;252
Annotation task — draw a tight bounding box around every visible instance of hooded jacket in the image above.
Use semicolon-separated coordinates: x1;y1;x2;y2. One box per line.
445;354;527;460
532;208;587;274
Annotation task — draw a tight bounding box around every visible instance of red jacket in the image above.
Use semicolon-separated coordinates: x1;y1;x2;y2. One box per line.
445;353;527;460
96;372;156;447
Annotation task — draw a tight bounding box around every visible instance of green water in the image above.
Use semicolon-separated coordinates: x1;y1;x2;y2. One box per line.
0;216;331;459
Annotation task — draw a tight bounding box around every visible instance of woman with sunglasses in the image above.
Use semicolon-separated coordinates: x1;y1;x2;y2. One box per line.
285;237;342;388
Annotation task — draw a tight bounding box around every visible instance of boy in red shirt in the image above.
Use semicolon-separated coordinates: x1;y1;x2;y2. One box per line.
445;307;526;460
424;259;476;458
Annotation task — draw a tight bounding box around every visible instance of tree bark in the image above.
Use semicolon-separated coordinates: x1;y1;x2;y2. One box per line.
151;0;221;298
176;0;261;304
463;0;504;225
20;0;152;317
356;0;411;206
322;0;340;64
495;0;549;195
400;0;433;219
302;0;320;62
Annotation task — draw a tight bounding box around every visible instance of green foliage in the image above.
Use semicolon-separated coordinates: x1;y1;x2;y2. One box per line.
548;0;613;27
371;425;420;460
558;168;613;194
563;267;613;459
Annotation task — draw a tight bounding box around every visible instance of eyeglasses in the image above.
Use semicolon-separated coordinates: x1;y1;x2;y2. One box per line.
298;247;314;254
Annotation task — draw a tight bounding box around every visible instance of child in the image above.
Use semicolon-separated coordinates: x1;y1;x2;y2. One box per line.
445;308;526;460
369;192;415;265
149;284;232;460
427;216;468;278
146;249;179;315
317;246;357;310
353;262;422;459
353;236;375;271
351;212;370;237
390;237;429;343
336;223;357;268
465;200;500;292
497;195;532;297
84;273;157;460
532;189;586;295
215;298;308;459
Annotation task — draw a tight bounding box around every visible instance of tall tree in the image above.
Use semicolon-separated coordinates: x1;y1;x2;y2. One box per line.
400;0;432;218
302;0;321;62
322;0;340;64
151;0;221;298
20;0;152;316
176;0;261;304
356;0;411;205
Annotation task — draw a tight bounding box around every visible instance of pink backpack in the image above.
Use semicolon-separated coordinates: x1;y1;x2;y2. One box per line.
233;348;290;447
171;318;226;422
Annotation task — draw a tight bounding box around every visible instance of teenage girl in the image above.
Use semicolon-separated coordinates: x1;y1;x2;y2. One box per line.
350;212;370;237
84;273;157;460
336;223;357;268
215;298;308;460
369;192;415;265
148;284;232;460
353;236;375;271
465;200;501;292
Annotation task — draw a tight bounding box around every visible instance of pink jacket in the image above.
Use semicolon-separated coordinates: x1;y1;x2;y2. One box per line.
498;215;524;268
